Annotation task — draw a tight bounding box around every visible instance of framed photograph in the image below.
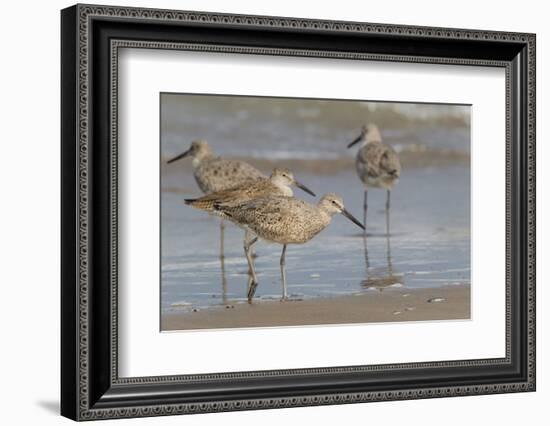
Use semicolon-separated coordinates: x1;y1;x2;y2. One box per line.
61;4;536;421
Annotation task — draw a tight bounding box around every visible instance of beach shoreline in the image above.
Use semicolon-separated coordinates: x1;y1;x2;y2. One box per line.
161;284;470;331
161;150;470;185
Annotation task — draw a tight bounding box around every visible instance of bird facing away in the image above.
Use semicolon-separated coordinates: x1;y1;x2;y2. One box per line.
184;167;316;213
214;193;365;302
347;124;401;230
166;139;265;193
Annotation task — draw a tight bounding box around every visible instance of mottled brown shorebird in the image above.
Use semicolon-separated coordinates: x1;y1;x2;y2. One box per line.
184;167;316;295
167;139;265;193
167;139;266;256
214;193;364;302
347;124;401;230
184;167;315;212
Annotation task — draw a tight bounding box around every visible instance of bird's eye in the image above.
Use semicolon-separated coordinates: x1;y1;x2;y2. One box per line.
332;200;337;205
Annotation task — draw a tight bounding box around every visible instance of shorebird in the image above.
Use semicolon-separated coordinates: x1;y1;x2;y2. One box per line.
167;139;266;256
184;167;316;295
167;139;266;193
214;193;364;302
184;167;315;212
347;124;401;230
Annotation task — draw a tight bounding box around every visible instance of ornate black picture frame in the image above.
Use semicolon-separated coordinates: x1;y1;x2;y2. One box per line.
61;3;536;421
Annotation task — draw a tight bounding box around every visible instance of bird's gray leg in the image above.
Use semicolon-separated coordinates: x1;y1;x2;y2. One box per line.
385;208;391;237
363;189;368;232
245;236;259;303
220;251;228;305
385;190;391;236
244;230;251;274
280;244;288;301
219;219;225;260
362;232;370;270
386;224;393;276
219;219;229;303
244;230;256;264
244;230;255;293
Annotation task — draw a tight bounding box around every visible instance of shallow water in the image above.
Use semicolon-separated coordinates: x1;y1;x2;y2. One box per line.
161;166;470;313
161;94;470;161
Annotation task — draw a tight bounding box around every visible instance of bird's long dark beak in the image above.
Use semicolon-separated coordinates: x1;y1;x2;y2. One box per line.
166;149;191;164
341;208;365;230
347;135;362;149
294;180;316;197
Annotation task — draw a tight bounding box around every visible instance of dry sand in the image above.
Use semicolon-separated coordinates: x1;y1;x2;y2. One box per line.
162;284;470;331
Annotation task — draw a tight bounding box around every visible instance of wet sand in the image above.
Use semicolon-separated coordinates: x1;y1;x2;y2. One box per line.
159;96;471;329
162;284;470;331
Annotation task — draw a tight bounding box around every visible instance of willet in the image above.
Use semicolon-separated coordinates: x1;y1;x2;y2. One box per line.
347;124;401;230
167;139;266;259
184;167;316;295
167;139;265;193
214;193;364;302
184;167;315;212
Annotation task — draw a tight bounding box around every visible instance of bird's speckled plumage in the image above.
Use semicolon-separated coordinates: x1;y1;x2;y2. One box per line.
351;124;401;190
167;140;265;194
185;168;314;213
194;156;265;194
214;193;363;302
167;139;267;279
215;193;363;301
216;193;351;245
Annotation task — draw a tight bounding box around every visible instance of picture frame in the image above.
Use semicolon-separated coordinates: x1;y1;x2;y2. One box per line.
61;3;536;421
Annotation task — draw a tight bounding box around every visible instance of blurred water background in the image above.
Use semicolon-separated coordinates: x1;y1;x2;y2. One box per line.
160;94;470;314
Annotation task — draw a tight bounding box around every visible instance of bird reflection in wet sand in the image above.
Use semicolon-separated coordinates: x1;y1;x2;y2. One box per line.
219;252;228;304
361;210;403;291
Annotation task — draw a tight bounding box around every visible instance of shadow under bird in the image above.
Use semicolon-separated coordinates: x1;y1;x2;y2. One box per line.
213;193;365;302
347;124;401;230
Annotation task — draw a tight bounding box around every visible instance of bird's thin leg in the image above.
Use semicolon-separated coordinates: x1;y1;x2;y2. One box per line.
245;236;259;303
244;230;256;294
244;229;257;261
386;224;393;276
363;189;368;232
244;230;252;274
220;251;228;305
385;190;391;237
362;233;370;271
219;219;225;260
280;244;288;301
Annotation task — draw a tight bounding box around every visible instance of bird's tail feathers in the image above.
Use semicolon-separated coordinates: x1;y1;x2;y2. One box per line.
184;198;216;211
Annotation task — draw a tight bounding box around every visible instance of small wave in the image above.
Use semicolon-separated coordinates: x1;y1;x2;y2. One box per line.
170;301;192;307
245;149;343;161
163;257;245;272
